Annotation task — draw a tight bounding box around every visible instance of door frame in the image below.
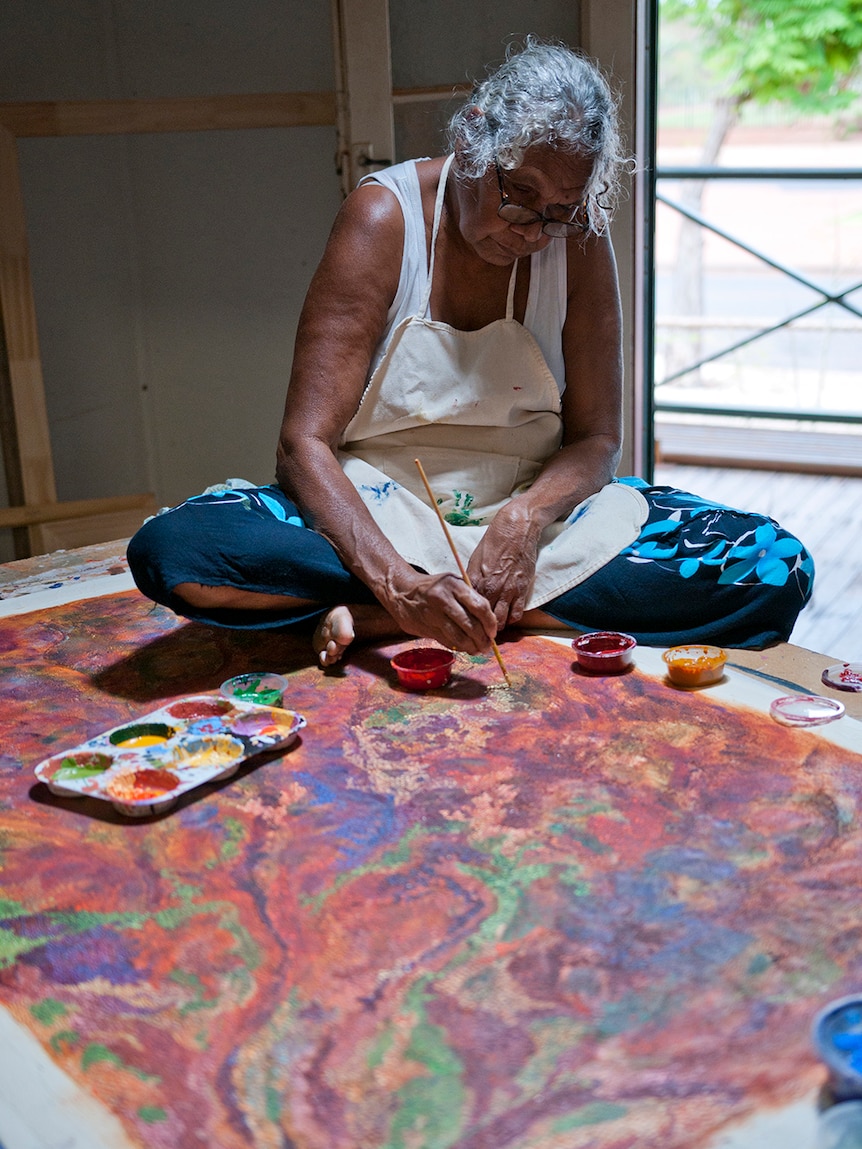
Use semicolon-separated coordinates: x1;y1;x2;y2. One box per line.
581;0;657;479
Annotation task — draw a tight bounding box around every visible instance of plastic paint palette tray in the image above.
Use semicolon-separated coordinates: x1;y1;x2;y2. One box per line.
34;695;306;817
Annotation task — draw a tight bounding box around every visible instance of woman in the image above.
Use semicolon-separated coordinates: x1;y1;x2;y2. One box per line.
128;39;814;665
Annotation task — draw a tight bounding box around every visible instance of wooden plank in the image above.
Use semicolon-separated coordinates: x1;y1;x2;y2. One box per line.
35;504;156;553
0;85;478;137
656;419;862;476
0;126;57;557
0;493;155;530
391;84;471;105
0;92;337;138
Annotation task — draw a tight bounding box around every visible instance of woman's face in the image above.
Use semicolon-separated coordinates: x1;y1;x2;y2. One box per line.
455;144;594;266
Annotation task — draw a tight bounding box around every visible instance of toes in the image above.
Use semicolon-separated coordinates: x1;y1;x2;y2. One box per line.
319;638;340;667
313;607;355;667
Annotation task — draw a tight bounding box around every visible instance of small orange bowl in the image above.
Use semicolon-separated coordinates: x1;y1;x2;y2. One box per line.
391;647;455;690
663;644;727;687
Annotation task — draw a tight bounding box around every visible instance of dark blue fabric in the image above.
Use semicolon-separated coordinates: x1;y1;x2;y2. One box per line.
127;485;377;631
544;480;814;647
126;479;815;648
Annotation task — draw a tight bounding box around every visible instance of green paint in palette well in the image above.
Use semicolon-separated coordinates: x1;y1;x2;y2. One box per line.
53;755;111;781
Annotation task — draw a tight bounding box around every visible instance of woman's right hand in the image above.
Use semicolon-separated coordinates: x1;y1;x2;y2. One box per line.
381;569;498;654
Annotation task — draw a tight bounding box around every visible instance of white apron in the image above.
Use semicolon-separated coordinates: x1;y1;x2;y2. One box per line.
338;155;648;609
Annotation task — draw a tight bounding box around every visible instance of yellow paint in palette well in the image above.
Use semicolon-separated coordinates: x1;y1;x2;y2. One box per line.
109;722;177;749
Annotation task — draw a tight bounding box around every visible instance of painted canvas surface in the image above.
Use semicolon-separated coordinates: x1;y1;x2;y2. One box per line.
1;590;862;1148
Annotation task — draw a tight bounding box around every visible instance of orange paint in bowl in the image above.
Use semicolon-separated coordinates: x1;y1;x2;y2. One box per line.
391;647;455;690
663;645;728;688
572;631;636;675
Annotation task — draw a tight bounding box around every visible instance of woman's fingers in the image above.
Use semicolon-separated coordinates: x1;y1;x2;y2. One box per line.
426;578;496;651
386;572;497;652
444;589;497;651
468;557;532;630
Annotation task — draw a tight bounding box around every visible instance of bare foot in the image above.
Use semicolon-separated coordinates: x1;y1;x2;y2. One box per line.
312;603;404;667
313;605;356;667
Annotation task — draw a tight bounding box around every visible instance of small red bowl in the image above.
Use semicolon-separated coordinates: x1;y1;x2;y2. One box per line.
390;647;455;690
572;631;636;675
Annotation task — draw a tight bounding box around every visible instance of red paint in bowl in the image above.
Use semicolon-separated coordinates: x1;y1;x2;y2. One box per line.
390;647;455;690
572;631;636;675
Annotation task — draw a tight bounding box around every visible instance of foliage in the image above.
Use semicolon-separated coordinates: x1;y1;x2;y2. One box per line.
661;0;862;113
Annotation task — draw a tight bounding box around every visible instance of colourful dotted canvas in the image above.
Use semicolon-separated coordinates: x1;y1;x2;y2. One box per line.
1;590;861;1147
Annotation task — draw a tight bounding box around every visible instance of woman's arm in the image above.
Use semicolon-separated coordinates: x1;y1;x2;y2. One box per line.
276;181;498;652
466;231;624;626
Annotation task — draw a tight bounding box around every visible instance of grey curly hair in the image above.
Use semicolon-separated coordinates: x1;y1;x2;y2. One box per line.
446;37;629;235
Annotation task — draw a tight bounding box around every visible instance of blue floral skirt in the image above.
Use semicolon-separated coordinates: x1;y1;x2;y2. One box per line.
127;477;814;649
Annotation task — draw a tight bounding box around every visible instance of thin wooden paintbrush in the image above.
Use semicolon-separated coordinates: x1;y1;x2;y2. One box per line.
414;457;513;688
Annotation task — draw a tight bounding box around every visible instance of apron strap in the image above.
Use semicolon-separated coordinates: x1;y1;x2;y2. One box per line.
420;153;520;322
505;260;518;319
419;154;455;318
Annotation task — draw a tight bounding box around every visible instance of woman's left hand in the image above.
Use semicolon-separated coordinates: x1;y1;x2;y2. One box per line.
466;502;541;630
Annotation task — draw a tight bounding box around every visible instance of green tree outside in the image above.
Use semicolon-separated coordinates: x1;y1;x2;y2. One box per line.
659;0;862;378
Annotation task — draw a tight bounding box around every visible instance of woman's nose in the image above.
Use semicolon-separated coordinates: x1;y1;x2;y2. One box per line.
510;219;545;242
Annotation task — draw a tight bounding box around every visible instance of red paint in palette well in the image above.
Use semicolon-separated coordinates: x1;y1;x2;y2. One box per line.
106;768;180;802
166;698;233;720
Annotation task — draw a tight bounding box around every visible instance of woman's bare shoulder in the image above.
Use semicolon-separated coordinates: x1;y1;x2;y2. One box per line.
351;157;446;228
319;158;443;280
335;178;405;242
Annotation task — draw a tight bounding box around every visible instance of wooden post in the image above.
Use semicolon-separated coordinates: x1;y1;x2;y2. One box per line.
0;125;57;556
580;0;653;479
330;0;395;196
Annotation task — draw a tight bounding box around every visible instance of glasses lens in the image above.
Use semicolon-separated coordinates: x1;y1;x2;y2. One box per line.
498;203;542;226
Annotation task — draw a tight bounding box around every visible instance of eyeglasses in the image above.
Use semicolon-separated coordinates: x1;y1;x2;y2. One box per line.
494;158;590;238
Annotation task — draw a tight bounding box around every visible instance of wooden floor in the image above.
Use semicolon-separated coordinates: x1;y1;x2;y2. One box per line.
654;462;862;659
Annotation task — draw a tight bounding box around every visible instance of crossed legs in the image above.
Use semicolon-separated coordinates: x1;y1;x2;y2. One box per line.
172;581;564;668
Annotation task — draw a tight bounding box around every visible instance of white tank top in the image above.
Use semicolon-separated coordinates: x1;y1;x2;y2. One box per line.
360;158;568;392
